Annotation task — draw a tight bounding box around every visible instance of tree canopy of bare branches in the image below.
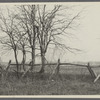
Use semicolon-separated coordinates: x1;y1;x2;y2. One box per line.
0;4;82;74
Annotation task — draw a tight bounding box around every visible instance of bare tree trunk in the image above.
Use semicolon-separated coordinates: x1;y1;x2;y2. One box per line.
31;46;35;71
30;5;36;71
14;50;19;78
22;49;26;71
39;50;45;73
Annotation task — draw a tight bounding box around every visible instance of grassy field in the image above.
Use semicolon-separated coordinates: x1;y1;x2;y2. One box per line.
0;65;100;95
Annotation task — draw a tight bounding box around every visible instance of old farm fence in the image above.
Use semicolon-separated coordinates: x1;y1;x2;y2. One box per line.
9;59;100;82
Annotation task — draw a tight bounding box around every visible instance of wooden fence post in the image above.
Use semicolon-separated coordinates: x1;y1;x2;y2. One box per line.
5;60;11;71
55;59;60;75
0;60;11;81
87;62;97;79
49;59;60;80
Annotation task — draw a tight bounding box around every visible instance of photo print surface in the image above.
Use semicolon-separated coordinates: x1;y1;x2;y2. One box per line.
0;2;100;96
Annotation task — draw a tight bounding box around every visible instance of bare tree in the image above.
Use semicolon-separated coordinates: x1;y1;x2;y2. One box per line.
0;5;82;75
16;5;38;71
36;5;82;73
0;10;20;76
16;32;28;71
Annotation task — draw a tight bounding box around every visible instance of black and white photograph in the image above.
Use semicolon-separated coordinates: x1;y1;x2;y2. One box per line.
0;2;100;96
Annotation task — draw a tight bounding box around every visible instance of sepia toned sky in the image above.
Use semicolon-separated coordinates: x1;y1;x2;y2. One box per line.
0;2;100;63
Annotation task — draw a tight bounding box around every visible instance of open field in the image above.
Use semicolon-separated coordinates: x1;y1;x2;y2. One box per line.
0;65;100;95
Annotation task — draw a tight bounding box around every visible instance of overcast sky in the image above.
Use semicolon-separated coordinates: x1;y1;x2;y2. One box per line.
0;2;100;63
68;3;100;62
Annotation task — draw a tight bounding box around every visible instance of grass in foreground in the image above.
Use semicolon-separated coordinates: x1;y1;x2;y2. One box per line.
0;72;100;95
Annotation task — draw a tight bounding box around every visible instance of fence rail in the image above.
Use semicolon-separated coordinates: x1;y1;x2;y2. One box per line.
10;62;100;68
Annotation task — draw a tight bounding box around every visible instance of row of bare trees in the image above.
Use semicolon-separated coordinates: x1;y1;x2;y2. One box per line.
0;4;82;75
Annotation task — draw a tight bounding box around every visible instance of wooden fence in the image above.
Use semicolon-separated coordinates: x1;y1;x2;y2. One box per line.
10;62;100;68
1;60;100;82
10;61;100;83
